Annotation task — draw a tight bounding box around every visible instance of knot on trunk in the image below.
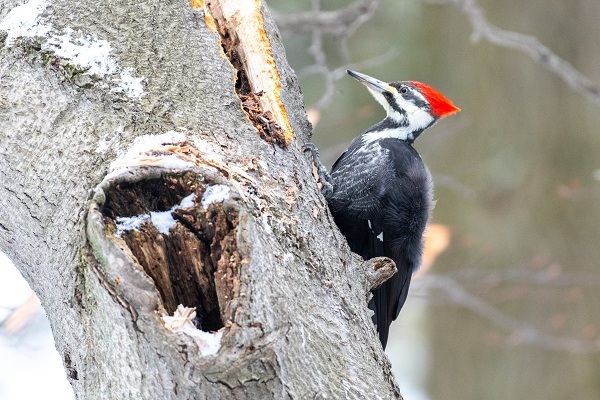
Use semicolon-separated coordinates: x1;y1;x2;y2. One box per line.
363;257;397;291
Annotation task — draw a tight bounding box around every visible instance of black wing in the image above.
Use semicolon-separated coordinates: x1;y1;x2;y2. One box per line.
369;258;411;348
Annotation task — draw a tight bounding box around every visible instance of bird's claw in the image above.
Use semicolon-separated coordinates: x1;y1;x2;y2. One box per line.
303;142;318;155
303;142;334;200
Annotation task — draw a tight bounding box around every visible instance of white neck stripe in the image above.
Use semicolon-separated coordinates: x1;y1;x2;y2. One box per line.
362;128;413;144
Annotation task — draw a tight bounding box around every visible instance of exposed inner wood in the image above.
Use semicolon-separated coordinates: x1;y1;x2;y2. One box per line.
202;0;292;146
102;173;240;332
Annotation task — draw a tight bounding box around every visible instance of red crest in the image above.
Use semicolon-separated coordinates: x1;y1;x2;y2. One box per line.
409;81;460;118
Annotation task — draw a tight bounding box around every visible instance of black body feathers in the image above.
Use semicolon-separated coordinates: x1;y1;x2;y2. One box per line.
327;136;433;349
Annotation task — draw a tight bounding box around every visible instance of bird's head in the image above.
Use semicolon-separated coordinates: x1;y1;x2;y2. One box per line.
347;69;460;143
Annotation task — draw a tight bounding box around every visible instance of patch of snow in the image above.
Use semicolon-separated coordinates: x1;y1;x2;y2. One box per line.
114;214;150;237
44;28;117;76
114;192;195;237
179;193;195;208
151;157;196;170
0;0;144;98
117;131;187;161
0;0;51;46
201;184;230;208
150;210;176;235
162;305;223;356
114;68;145;98
594;169;600;181
180;325;224;356
106;131;195;175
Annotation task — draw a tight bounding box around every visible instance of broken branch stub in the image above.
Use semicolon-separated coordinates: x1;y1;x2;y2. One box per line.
364;257;397;292
87;166;242;334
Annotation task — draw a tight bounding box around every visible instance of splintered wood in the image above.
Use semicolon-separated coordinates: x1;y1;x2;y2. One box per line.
240;91;285;145
199;0;293;146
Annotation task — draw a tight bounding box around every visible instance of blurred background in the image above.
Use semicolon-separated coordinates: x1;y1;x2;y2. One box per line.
2;0;600;398
272;0;600;399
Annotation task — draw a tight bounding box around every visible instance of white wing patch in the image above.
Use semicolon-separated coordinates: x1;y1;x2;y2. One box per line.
368;219;384;242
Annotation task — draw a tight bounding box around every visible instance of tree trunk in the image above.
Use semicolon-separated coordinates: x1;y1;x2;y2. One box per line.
0;0;401;398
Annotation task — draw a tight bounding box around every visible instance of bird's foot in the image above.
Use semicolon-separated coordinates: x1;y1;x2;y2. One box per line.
303;143;333;199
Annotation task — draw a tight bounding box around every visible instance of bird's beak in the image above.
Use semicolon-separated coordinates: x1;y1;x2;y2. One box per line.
347;70;395;93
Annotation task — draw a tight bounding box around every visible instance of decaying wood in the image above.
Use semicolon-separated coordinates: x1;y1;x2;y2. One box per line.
100;171;239;331
201;0;293;146
240;91;285;146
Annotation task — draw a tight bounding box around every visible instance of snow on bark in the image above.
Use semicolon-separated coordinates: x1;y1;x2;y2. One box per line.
113;193;196;236
0;0;50;45
201;185;231;208
0;0;144;98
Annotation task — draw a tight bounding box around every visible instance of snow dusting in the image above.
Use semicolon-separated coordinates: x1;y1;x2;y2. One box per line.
0;0;50;46
162;305;223;356
150;211;176;235
179;324;224;357
114;193;195;237
44;28;117;76
0;0;144;98
114;215;150;238
115;68;145;98
118;131;187;161
179;193;196;208
201;185;231;208
104;131;195;175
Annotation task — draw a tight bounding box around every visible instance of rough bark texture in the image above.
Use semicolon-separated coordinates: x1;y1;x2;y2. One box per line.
0;0;401;398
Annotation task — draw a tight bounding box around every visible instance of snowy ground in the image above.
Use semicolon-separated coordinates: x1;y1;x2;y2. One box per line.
0;252;74;400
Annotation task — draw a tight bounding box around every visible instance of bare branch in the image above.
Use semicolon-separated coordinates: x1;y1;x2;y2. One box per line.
271;0;382;38
275;0;600;108
299;48;400;110
426;0;600;105
414;274;600;353
449;266;600;287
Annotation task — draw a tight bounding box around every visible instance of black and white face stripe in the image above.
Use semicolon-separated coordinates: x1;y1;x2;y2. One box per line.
347;70;437;143
362;84;436;144
390;83;430;113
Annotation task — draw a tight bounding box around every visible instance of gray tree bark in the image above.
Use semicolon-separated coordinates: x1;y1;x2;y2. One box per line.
0;0;401;398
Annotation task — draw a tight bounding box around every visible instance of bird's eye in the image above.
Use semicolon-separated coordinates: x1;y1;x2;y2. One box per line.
399;87;409;95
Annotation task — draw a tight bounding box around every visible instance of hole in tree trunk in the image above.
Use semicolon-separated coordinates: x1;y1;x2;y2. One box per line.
101;172;240;332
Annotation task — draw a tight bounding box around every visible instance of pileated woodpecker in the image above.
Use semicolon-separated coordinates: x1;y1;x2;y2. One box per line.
306;70;459;349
